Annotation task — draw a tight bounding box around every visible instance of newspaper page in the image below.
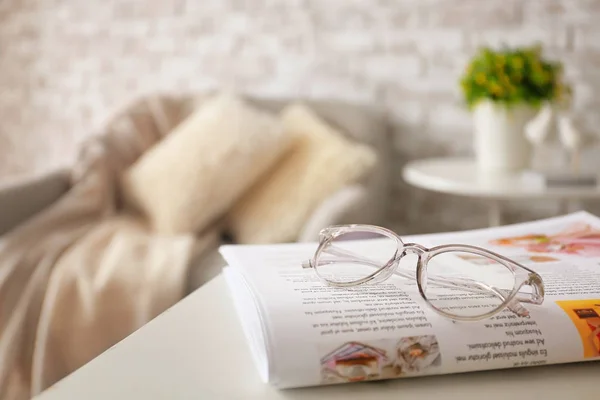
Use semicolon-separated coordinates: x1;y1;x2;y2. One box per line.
221;211;600;389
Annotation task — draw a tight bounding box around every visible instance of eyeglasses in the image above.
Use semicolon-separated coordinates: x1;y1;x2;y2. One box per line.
302;224;545;322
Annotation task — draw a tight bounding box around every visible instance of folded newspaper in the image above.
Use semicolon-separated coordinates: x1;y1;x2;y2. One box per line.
220;211;600;389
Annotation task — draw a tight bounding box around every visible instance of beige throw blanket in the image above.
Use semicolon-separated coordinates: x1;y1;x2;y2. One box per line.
0;96;215;399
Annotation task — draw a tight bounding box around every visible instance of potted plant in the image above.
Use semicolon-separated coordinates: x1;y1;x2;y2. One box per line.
460;44;571;173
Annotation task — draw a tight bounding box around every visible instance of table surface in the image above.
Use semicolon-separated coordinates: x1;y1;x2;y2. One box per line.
33;274;599;400
402;157;600;199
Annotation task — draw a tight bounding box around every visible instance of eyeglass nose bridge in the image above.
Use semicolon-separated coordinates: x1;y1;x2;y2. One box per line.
370;243;429;285
399;243;429;257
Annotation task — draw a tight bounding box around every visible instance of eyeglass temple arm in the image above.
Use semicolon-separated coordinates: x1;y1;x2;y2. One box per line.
307;245;541;310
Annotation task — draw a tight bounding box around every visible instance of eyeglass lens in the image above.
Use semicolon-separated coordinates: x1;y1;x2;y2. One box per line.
314;231;398;284
421;251;516;317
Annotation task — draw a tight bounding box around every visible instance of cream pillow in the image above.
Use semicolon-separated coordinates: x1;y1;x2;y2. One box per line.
121;92;290;235
226;103;378;244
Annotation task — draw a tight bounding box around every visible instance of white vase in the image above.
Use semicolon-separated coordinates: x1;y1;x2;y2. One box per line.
472;100;536;173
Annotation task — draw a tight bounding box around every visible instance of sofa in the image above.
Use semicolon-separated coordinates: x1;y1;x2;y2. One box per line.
0;93;393;293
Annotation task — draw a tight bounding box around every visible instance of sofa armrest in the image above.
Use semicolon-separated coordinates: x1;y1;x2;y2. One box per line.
0;169;71;236
297;184;369;243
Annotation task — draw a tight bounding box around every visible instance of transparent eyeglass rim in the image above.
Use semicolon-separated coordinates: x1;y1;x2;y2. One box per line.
302;224;545;322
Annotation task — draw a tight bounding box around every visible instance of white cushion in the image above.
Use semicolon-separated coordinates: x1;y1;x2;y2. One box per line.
121;92;290;235
225;103;378;244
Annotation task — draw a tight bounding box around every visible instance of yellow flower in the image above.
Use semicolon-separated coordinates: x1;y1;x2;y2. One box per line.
511;57;524;69
490;82;503;96
495;55;505;69
531;61;543;74
475;72;486;85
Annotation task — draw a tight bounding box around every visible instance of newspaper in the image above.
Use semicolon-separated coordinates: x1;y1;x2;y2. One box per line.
220;211;600;389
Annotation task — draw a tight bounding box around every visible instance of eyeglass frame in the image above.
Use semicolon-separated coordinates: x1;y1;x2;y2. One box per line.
302;224;545;322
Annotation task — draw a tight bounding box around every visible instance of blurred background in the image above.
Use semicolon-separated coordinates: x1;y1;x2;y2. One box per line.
1;0;599;233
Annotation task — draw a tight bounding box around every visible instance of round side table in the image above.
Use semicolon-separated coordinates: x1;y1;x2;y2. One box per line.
402;157;600;227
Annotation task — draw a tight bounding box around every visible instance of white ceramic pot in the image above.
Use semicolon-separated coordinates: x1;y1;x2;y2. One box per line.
472;100;536;173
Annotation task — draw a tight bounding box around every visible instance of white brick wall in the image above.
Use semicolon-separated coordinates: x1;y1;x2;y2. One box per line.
1;0;600;232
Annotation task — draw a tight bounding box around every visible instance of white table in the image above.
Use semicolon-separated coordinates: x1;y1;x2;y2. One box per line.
402;157;600;226
33;274;599;400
